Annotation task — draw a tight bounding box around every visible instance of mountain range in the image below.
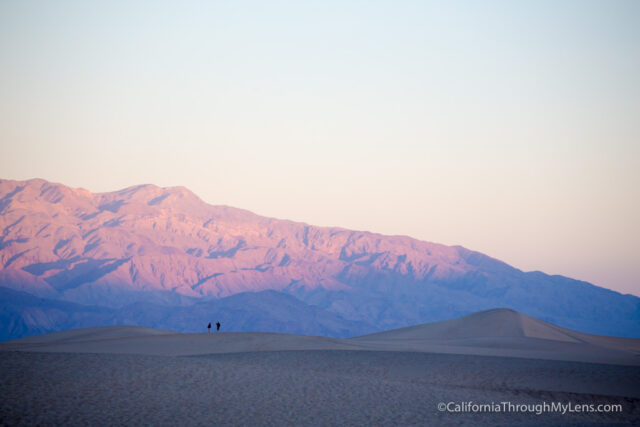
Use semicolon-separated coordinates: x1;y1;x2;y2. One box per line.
1;178;638;340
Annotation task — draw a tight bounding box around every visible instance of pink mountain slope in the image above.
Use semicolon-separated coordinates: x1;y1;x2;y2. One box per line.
1;178;638;338
0;178;471;303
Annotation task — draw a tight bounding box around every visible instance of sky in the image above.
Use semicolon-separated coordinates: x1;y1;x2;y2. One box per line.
1;0;638;296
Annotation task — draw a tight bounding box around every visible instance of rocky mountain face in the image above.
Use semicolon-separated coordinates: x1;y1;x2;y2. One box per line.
1;178;638;340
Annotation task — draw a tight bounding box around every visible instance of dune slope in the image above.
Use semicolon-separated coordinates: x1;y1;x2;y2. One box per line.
2;308;639;365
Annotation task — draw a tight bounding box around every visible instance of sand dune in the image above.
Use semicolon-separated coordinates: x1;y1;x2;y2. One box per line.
2;309;640;425
350;308;640;365
2;308;639;365
353;308;582;341
6;325;177;345
1;328;359;356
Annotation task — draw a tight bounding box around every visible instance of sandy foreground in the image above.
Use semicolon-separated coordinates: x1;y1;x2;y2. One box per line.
1;350;639;425
2;310;639;425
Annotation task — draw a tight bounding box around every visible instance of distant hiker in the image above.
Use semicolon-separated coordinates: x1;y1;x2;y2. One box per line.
216;321;221;331
208;322;211;333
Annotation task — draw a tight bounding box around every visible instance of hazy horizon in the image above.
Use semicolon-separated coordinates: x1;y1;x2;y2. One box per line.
1;0;639;296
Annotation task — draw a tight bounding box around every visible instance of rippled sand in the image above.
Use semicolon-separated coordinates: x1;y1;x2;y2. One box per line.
2;350;639;425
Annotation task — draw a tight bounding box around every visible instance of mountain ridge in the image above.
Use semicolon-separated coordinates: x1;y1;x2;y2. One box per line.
1;177;638;339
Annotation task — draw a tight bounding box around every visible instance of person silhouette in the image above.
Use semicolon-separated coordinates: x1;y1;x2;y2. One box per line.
207;322;211;333
216;321;221;332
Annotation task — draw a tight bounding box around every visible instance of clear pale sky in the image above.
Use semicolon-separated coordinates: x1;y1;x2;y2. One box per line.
1;1;638;296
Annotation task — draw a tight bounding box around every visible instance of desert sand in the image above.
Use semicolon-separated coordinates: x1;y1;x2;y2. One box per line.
2;309;639;425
